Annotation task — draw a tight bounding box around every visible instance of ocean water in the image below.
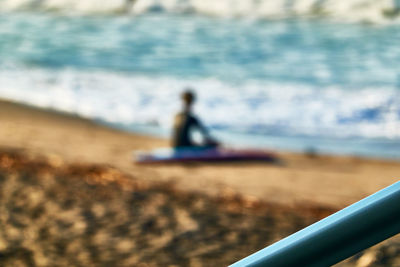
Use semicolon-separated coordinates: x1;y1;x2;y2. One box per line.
1;5;400;158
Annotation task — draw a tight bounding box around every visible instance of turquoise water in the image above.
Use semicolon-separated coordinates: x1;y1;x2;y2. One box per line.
1;12;400;158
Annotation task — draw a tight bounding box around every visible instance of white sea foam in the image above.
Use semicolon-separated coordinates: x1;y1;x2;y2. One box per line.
0;65;399;140
0;0;400;24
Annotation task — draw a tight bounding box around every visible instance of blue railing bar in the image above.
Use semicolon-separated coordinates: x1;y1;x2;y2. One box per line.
230;181;400;267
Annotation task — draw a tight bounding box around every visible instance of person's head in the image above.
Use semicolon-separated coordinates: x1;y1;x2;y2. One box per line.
181;89;196;109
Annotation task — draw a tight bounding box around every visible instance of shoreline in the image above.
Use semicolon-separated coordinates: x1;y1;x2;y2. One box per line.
0;98;399;209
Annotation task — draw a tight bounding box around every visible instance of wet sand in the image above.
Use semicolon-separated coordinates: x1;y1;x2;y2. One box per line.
0;99;399;209
0;99;399;266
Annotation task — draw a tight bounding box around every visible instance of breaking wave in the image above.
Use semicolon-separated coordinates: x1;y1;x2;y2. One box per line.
1;12;400;157
1;0;400;24
1;65;399;141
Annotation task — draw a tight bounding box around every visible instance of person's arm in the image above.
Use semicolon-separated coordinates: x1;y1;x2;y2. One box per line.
197;119;210;138
193;117;218;146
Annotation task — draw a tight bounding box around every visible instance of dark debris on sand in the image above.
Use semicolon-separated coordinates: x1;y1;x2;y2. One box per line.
0;149;398;267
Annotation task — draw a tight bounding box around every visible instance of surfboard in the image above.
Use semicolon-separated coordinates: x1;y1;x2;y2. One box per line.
134;147;277;164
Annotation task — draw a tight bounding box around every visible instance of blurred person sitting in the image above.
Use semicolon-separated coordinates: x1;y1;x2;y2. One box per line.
172;89;218;149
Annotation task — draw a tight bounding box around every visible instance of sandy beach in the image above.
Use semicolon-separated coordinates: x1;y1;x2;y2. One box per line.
0;99;399;266
0;99;399;209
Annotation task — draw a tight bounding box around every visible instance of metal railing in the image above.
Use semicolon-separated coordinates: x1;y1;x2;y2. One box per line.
230;181;400;267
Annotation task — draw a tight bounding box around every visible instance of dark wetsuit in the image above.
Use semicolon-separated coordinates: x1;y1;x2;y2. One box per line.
172;111;207;148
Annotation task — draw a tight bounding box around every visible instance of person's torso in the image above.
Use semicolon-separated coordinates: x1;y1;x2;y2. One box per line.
172;112;197;148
